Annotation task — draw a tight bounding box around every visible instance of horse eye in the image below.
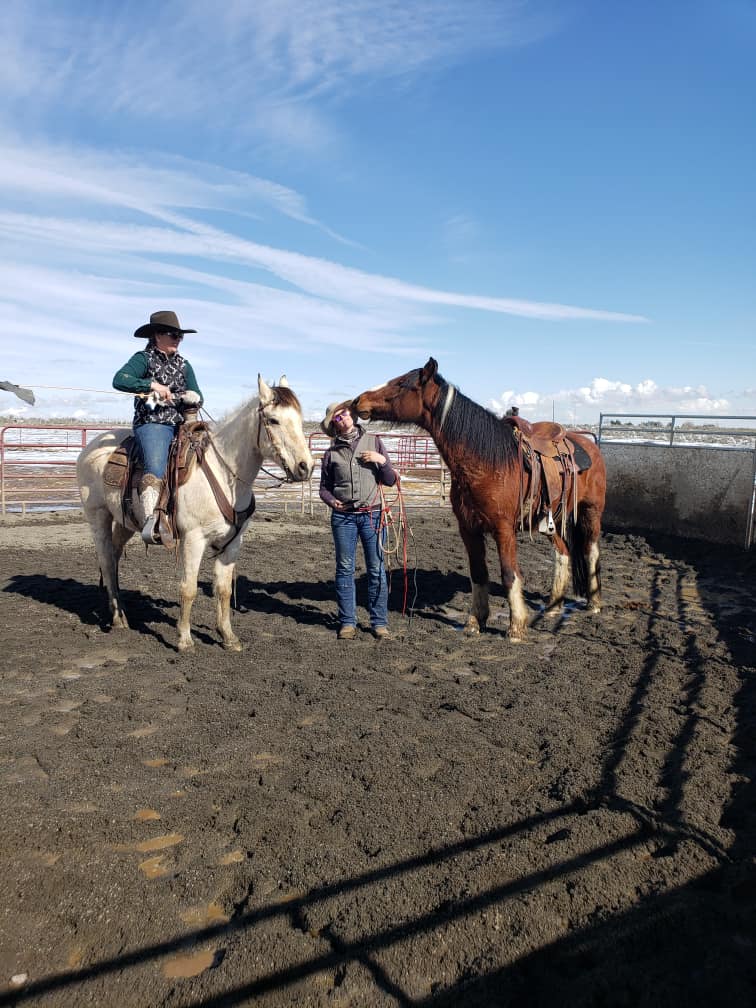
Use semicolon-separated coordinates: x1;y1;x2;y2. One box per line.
268;417;280;425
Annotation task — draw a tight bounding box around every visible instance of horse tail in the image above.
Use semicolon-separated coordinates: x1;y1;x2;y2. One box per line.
566;512;590;598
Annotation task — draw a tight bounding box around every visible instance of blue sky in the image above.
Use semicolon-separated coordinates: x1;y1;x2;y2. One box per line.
1;0;754;425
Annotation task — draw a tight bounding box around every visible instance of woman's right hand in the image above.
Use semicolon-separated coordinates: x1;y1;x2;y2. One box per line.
150;381;174;403
332;500;345;510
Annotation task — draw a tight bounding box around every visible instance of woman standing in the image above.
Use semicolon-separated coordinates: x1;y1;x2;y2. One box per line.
319;401;397;639
113;310;203;544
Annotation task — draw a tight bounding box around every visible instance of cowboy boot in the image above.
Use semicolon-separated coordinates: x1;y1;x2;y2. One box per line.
138;473;163;545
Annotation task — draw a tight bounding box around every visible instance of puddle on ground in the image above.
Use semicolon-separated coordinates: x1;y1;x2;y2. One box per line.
53;700;82;713
179;902;229;927
133;833;184;853
139;855;171;878
67;947;84;969
29;851;61;867
162;948;217;979
133;809;161;821
49;723;75;736
218;850;245;865
115;833;184;854
76;649;130;670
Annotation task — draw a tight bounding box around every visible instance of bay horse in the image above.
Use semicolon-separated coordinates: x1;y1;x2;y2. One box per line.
355;358;606;641
77;375;313;652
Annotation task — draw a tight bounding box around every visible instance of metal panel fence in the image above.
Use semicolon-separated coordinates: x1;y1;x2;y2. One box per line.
0;425;451;515
598;413;756;450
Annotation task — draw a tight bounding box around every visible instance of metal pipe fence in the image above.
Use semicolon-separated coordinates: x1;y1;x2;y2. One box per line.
0;425;451;515
598;413;756;450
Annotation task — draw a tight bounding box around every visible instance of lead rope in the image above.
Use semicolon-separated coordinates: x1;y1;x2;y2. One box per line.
358;477;418;620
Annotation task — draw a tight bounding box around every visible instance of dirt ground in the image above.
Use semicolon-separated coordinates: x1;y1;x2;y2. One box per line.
1;508;754;1007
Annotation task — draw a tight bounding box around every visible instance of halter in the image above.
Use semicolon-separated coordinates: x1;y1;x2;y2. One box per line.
437;382;456;432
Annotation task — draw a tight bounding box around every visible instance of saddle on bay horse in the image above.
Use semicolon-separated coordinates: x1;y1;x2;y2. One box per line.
102;418;255;548
502;416;593;537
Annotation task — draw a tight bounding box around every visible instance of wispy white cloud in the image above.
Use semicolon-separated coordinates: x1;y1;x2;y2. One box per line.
0;204;646;324
1;1;559;148
0;128;648;426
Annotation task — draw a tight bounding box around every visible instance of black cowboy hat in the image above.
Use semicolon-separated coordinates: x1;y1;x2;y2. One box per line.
134;310;197;340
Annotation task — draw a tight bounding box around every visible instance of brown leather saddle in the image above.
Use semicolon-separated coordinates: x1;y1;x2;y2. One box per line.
103;420;255;548
503;416;593;536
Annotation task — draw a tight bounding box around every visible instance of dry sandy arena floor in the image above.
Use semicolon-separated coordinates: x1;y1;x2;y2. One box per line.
0;508;754;1007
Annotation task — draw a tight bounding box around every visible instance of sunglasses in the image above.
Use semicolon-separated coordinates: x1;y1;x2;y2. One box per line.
332;411;350;422
157;329;183;340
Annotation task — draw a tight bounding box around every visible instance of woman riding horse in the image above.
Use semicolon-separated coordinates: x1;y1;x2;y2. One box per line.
113;310;203;545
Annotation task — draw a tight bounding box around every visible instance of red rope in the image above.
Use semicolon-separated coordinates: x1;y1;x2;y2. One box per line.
357;478;414;616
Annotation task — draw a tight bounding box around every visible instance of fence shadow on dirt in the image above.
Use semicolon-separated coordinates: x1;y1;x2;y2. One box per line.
1;532;753;1006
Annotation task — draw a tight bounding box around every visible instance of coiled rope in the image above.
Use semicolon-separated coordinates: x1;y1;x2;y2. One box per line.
359;477;418;619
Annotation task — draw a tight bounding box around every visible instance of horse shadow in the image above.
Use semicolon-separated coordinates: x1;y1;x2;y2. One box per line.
227;568;477;630
1;574;217;650
227;567;541;639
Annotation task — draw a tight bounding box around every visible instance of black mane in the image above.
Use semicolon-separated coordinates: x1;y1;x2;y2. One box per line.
431;379;517;469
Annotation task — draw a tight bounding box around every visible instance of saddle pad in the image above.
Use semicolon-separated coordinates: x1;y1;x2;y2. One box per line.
103;436;135;487
570;440;592;472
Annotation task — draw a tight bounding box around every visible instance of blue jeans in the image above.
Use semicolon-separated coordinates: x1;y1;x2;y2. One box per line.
331;510;388;628
134;422;175;478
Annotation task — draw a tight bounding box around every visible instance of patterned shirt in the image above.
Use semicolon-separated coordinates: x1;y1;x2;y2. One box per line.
113;347;203;428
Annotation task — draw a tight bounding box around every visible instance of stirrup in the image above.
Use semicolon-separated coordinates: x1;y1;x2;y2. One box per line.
538;509;556;535
141;514;162;545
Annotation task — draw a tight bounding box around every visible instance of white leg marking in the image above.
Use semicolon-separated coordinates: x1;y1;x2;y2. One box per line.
508;572;529;640
547;552;570;613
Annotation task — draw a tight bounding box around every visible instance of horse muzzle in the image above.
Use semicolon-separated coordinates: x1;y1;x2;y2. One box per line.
284;458;313;482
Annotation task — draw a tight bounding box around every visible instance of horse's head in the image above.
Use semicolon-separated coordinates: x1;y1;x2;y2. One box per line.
258;375;313;482
354;358;442;427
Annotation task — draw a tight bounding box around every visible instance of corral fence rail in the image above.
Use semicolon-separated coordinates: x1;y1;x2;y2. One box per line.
597;412;756;450
0;425;451;515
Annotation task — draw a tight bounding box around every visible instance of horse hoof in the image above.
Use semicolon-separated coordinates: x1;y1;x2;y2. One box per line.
463;622;480;636
177;638;195;653
223;638;243;652
110;617;129;631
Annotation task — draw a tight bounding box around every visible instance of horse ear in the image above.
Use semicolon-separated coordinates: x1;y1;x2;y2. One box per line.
258;374;274;405
278;375;289;387
421;358;438;383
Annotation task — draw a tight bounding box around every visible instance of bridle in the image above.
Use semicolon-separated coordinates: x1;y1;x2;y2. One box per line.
256;400;297;483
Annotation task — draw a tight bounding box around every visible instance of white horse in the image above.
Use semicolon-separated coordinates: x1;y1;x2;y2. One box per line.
77;375;313;652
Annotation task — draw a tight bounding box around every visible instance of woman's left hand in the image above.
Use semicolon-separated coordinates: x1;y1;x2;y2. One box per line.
360;450;385;466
